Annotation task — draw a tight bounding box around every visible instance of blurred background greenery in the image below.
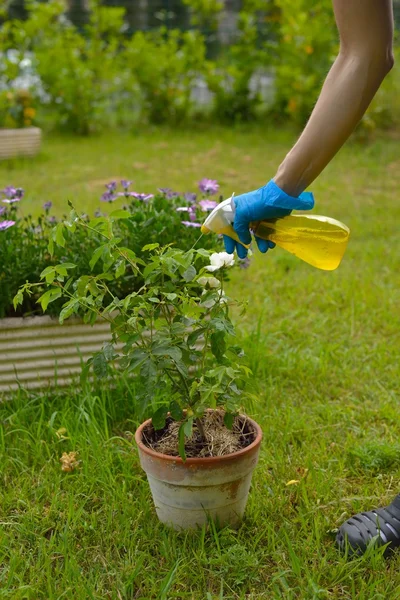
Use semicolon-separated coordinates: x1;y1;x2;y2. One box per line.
1;0;399;136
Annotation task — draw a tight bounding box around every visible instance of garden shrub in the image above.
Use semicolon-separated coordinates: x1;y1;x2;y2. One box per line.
199;0;277;123
1;0;136;134
125;28;207;125
271;0;338;126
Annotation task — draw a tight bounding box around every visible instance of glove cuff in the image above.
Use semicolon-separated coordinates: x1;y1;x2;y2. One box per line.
265;179;314;211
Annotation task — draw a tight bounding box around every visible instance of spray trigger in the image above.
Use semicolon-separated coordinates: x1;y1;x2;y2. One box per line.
200;193;250;248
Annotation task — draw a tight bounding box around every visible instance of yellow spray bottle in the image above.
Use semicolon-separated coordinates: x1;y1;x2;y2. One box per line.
201;194;350;271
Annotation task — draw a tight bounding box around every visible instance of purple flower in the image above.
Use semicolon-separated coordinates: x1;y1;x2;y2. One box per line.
48;216;57;223
101;191;117;203
183;192;197;203
158;187;172;196
239;257;251;269
132;193;154;202
1;186;24;201
106;181;117;193
121;179;132;189
94;209;105;217
43;201;53;210
0;220;15;231
199;199;218;212
0;207;5;216
2;186;16;198
182;220;202;228
188;205;197;222
198;178;219;196
176;205;197;221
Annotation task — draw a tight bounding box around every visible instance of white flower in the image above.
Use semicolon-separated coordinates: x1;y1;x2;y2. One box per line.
197;276;221;289
205;252;235;272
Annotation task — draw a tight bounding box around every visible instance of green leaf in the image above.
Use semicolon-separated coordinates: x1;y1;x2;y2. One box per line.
164;293;178;301
13;289;24;310
59;299;79;324
182;265;197;282
77;276;91;297
211;330;226;362
128;349;148;371
196;248;210;258
152;406;168;430
224;412;234;429
115;260;126;279
187;327;206;347
103;343;115;361
226;367;237;379
38;288;62;312
140;358;157;380
174;360;188;379
93;353;108;379
40;266;56;284
142;243;160;252
109;209;131;219
152;345;182;362
170;401;183;421
89;246;104;270
143;262;159;280
210;317;235;336
55;263;76;277
54;223;66;248
88;280;101;296
184;417;193;438
119;248;145;266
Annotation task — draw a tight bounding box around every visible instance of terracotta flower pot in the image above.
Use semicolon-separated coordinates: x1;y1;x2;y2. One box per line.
0;127;42;160
135;414;262;530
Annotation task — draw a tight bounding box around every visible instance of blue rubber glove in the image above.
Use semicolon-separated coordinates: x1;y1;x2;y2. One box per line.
223;179;315;258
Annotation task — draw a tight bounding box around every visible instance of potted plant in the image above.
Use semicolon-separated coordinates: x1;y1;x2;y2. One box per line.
0;88;41;160
14;206;262;530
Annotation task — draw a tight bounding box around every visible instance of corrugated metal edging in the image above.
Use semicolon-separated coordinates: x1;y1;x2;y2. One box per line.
0;315;115;393
0;128;42;160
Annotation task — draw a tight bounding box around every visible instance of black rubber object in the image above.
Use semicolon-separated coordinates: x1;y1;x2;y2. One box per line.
336;494;400;556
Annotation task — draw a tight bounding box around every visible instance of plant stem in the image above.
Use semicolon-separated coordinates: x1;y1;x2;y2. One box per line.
195;417;206;441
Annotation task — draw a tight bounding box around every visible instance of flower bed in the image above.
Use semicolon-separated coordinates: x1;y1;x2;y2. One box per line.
0;178;229;320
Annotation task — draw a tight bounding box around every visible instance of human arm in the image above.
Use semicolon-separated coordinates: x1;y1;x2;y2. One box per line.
274;0;394;196
225;0;394;257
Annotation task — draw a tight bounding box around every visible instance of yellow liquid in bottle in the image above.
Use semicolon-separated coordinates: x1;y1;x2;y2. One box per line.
252;214;350;271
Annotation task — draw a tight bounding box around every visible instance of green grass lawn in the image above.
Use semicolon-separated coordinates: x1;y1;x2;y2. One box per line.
1;127;400;598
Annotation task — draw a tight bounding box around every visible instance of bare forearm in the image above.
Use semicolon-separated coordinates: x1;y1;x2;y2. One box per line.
274;0;394;197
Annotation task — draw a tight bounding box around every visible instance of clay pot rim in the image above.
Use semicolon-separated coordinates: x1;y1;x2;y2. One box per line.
135;412;262;465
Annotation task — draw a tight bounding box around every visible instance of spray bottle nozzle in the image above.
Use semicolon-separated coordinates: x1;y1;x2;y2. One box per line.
201;194;251;248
